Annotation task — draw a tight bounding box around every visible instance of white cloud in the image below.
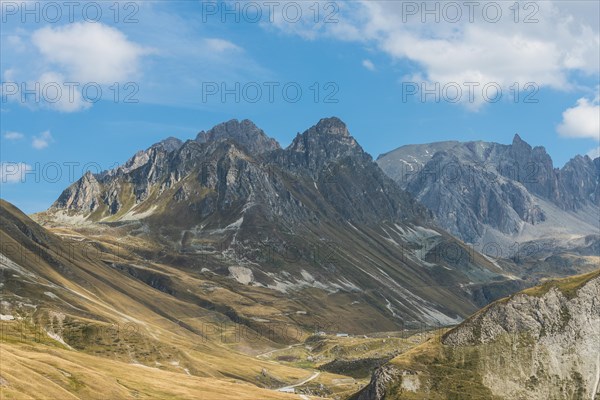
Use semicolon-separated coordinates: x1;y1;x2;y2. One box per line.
204;38;241;53
260;0;339;40
2;23;149;112
0;162;31;184
4;131;24;140
587;146;600;159
268;1;600;109
32;131;53;150
37;71;91;113
362;59;375;71
31;22;149;84
557;96;600;140
2;70;91;113
1;3;270;111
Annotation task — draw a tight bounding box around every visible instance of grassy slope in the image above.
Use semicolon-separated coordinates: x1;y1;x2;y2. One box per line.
383;337;502;400
0;200;353;398
0;340;298;400
520;268;600;299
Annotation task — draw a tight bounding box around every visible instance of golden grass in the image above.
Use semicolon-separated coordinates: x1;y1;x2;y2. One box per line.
520;268;600;299
0;341;299;400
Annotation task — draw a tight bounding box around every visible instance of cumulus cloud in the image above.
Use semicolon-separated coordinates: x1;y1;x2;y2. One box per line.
268;1;599;109
2;4;267;111
557;96;600;140
2;23;148;112
32;131;53;149
0;162;31;184
362;59;375;71
31;22;149;84
37;71;92;113
2;70;91;113
4;131;24;140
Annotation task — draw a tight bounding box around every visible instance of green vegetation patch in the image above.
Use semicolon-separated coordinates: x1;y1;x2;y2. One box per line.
521;269;599;299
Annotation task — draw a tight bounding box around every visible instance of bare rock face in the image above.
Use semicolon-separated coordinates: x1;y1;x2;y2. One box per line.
559;155;600;210
353;365;401;400
442;277;599;346
196;119;280;154
53;171;102;212
442;273;600;399
403;150;545;244
356;271;600;400
377;135;600;246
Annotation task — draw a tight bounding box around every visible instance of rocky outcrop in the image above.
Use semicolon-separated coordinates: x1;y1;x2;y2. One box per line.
404;151;545;243
559;155;600;210
353;365;402;400
442;272;600;400
357;270;600;399
53;171;102;212
443;274;600;347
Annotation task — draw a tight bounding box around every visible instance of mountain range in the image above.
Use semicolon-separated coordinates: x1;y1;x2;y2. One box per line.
2;116;598;399
377;135;600;250
36;117;525;329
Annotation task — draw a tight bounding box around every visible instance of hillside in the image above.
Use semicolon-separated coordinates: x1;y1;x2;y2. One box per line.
0;199;356;398
353;269;600;399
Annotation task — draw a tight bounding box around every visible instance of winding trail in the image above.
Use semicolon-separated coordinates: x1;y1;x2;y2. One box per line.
256;344;300;358
276;371;320;392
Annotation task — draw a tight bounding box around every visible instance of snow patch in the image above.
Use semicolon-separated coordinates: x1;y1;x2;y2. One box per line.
120;205;158;221
228;266;254;285
45;329;73;350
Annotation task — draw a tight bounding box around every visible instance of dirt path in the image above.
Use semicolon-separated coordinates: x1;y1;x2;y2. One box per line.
256;344;301;358
276;371;320;392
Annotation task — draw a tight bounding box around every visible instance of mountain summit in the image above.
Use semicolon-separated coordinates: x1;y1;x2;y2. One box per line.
195;119;280;154
313;116;351;136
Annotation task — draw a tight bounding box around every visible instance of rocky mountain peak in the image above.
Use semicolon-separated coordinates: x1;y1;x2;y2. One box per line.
195;119;280;154
152;136;183;153
313;116;350;137
509;133;534;164
289;117;358;150
378;135;600;245
52;170;101;212
512;133;530;149
568;153;592;165
283;117;365;178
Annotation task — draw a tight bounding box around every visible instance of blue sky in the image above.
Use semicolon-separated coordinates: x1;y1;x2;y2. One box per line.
1;1;599;213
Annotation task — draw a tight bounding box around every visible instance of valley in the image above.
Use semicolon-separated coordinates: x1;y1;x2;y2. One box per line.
1;118;598;399
2;1;598;397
